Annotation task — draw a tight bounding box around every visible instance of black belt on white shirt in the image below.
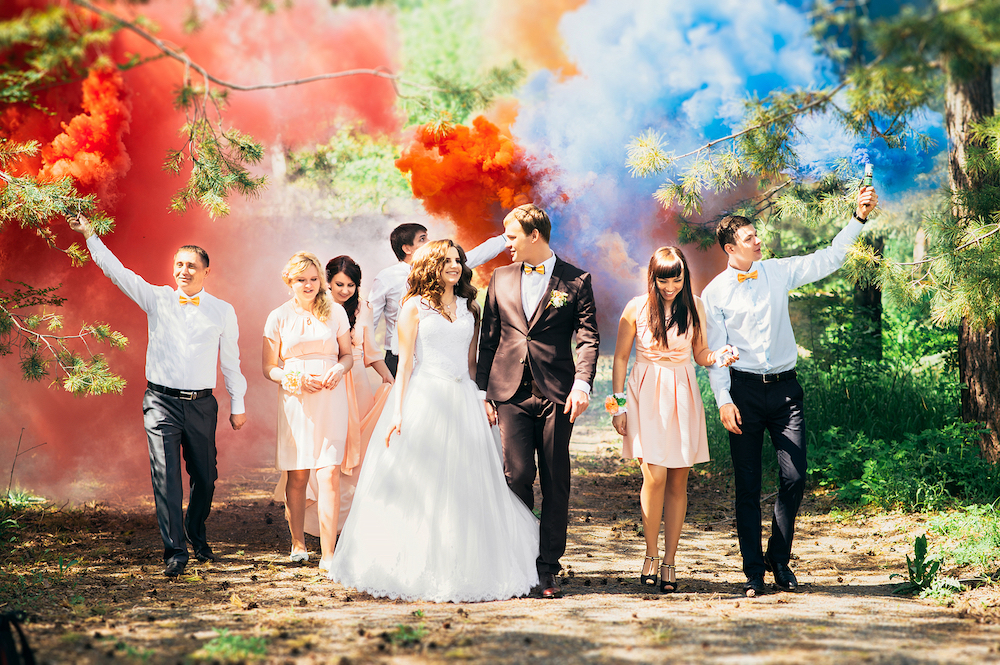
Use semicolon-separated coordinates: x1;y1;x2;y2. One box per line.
730;368;797;384
147;382;213;401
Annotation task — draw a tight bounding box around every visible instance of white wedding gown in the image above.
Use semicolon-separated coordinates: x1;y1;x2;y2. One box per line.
328;297;539;602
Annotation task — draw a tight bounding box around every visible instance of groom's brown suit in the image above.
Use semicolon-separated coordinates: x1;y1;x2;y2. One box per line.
477;257;599;574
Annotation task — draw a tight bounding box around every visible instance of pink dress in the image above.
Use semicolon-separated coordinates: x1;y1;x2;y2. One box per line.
338;300;391;530
263;300;351;470
623;295;710;468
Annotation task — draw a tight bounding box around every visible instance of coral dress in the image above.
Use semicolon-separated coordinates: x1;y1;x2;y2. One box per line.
337;300;391;530
623;295;710;468
263;300;351;470
329;298;539;602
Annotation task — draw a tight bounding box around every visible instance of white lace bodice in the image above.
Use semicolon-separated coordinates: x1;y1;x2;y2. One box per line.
413;297;474;382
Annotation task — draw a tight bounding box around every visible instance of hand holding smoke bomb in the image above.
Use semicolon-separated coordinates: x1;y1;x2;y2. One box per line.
856;164;878;221
862;163;873;188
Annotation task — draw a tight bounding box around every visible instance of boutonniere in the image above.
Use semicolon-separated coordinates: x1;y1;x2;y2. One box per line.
547;290;569;309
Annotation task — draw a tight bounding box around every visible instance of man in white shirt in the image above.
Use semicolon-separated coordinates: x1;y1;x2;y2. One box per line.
369;222;507;375
702;185;877;598
69;216;248;578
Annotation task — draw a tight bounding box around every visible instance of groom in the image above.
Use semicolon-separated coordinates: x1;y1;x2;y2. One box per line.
477;203;600;598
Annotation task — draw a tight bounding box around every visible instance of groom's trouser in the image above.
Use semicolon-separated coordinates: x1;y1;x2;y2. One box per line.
728;370;806;578
142;387;219;565
496;378;574;575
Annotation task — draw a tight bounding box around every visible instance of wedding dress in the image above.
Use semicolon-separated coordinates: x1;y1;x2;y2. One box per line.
328;297;539;602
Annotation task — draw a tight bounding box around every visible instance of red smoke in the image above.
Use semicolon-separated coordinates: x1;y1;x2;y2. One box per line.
0;0;401;501
395;116;546;278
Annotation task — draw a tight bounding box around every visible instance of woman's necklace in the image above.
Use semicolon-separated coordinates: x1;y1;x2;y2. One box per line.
441;295;457;321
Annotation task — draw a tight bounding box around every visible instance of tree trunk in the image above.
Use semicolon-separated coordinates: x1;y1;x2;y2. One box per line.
944;61;1000;461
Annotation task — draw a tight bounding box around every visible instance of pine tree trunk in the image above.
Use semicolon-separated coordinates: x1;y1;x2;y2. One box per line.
944;61;1000;462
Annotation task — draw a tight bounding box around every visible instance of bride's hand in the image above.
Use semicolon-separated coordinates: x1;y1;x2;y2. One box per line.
320;364;345;389
484;400;497;426
385;412;402;447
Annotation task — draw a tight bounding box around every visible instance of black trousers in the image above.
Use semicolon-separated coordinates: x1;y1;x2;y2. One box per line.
496;380;574;575
142;389;219;565
728;374;806;577
384;350;399;377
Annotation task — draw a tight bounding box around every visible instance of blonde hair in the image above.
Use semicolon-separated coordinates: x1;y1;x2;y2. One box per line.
282;251;332;322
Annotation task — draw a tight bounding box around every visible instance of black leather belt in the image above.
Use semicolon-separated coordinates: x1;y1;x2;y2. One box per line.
147;382;213;401
730;368;797;384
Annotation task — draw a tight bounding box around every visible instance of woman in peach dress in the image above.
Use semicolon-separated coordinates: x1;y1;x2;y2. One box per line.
326;255;393;530
263;252;353;571
610;247;736;592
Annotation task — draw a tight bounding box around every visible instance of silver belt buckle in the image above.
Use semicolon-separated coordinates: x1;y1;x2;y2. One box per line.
179;390;197;400
762;373;778;384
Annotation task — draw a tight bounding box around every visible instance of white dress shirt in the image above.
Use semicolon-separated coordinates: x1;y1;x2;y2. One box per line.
520;252;591;396
702;218;864;408
86;236;248;414
370;234;507;354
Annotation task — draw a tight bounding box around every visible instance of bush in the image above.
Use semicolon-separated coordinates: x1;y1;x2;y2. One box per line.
810;422;998;510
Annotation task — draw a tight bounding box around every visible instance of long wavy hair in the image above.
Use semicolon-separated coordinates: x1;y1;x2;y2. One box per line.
282;251;332;322
405;239;479;322
325;255;362;330
646;246;699;348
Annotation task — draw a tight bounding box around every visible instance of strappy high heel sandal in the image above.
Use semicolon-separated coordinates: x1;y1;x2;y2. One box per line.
659;563;678;593
640;555;660;588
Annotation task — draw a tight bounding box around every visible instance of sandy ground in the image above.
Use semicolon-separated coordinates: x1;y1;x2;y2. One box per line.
4;414;1000;664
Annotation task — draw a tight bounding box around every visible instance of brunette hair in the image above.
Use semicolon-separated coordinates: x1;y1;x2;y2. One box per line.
389;223;428;261
326;255;362;330
404;239;480;322
506;203;551;243
716;214;754;251
645;246;700;348
176;245;209;267
281;251;332;322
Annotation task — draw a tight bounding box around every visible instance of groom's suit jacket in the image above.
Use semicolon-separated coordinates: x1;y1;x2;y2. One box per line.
477;257;600;404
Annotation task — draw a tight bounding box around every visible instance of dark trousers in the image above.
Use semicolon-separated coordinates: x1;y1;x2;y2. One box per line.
728;374;806;577
496;381;574;575
142;389;219;565
384;350;399;377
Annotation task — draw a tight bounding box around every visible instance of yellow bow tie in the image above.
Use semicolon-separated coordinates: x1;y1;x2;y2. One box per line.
523;263;545;275
179;295;200;306
737;270;758;283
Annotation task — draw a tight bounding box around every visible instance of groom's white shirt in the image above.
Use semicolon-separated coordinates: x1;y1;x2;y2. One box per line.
518;252;591;397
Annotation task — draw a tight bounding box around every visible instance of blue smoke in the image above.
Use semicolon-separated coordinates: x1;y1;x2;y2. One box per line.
510;0;944;300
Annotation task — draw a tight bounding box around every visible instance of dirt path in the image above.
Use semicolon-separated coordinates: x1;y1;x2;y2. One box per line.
4;422;1000;663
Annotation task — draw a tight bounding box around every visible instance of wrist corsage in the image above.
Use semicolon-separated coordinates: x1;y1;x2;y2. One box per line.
604;392;627;416
281;369;304;394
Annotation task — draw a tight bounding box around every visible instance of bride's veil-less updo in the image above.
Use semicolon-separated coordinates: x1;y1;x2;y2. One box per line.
282;251;333;322
405;239;480;322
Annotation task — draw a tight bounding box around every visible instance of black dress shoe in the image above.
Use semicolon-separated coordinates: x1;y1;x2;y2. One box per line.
163;560;186;578
194;549;218;563
765;554;798;591
743;574;766;597
540;572;562;599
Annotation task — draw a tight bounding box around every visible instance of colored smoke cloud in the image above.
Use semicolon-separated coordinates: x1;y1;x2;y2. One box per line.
0;0;402;500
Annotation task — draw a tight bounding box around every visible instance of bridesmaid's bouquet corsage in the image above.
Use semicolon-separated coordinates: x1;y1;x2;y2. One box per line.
605;392;627;416
548;290;569;309
281;369;304;394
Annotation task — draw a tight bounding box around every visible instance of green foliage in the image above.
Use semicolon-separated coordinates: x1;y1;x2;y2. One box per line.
383;623;428;647
191;629;268;662
285;125;411;218
1;281;128;395
930;503;1000;573
890;534;960;596
396;0;525;126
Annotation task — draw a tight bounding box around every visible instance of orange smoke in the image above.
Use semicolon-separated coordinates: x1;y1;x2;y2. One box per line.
39;67;132;203
492;0;586;79
396;116;545;274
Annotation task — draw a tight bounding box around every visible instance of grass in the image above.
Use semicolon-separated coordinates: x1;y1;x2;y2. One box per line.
190;629;268;662
930;503;1000;574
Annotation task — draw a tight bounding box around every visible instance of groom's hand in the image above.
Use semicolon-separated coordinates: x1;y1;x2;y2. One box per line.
564;390;589;424
484;400;497;426
720;403;743;435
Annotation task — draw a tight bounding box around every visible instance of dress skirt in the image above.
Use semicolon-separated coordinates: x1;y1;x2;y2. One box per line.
624;359;710;468
328;365;539;603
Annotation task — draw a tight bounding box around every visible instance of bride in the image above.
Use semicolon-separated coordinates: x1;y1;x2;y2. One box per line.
328;240;539;602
